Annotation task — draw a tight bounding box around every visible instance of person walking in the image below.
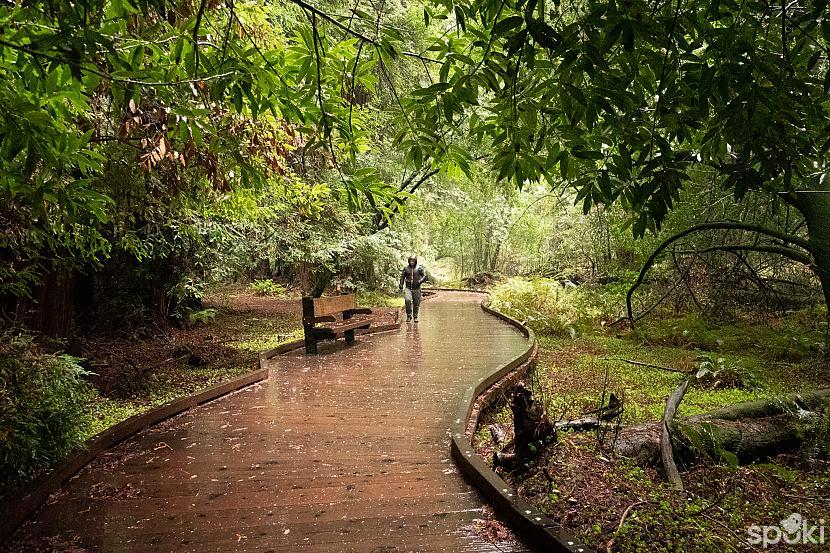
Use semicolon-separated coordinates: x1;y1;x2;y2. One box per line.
399;255;426;322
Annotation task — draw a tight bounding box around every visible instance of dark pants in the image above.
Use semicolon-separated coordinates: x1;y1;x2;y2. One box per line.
404;288;421;319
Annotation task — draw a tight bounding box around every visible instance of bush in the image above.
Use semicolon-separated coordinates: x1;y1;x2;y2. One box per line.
168;275;206;326
0;332;95;490
249;279;286;296
188;308;218;326
489;277;609;336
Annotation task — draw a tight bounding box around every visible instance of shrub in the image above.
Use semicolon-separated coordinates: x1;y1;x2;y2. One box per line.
0;332;95;490
168;276;206;325
489;277;607;336
188;308;218;326
249;279;286;296
693;355;752;389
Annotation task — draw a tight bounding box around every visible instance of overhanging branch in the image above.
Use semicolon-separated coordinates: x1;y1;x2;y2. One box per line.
285;0;441;65
373;168;439;232
625;222;814;321
679;244;814;267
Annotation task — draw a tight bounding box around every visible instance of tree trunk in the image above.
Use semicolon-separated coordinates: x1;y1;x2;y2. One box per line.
16;267;74;338
792;182;830;338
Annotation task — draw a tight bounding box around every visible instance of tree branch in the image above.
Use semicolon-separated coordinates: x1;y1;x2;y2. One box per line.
193;0;208;79
374;168;439;231
0;39;235;87
678;244;814;267
285;0;441;64
625;221;814;320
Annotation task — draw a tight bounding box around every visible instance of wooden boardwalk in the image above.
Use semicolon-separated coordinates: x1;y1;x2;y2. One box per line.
4;292;532;552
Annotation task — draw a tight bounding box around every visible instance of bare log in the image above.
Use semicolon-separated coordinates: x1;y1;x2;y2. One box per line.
552;394;624;432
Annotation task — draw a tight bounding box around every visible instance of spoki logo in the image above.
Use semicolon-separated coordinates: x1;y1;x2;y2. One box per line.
748;513;826;548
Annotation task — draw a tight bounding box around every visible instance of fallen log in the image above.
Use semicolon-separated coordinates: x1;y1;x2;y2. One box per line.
688;389;830;421
613;389;830;466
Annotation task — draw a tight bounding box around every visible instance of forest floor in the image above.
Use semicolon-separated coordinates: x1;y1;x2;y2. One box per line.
70;286;305;441
74;285;400;439
477;277;830;552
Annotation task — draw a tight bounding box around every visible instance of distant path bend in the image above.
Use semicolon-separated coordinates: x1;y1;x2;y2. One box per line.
5;291;532;552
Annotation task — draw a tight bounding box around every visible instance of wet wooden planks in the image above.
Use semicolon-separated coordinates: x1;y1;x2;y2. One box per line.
3;292;532;552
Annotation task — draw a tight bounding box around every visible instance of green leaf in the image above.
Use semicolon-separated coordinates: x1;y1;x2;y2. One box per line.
525;17;560;50
131;44;145;69
562;82;586;107
807;50;822;71
233;85;244;113
506;30;528;57
454;6;466;32
572;148;603;160
493;16;525;36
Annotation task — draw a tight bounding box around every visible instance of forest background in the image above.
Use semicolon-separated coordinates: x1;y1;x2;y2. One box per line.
2;0;830;550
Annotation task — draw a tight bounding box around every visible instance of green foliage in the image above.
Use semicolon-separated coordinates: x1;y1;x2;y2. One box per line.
692;354;752;390
167;276;205;326
0;0;419;307
637;311;827;362
187;308;218;326
337;232;405;291
407;0;830;236
356;289;404;308
249;280;286;297
499;274;830;428
490;276;624;336
0;332;94;488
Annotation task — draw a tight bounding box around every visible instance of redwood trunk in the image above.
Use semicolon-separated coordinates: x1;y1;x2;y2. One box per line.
16;268;74;338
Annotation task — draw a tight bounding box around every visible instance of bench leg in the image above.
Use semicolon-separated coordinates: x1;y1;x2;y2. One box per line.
345;329;355;344
304;328;318;354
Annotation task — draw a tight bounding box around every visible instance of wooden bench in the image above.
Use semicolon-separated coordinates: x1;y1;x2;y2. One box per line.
302;293;373;354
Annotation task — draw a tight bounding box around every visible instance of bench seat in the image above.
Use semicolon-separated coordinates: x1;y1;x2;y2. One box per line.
302;295;373;354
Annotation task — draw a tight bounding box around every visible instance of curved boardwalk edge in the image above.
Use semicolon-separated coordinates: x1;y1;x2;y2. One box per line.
1;309;402;547
450;294;593;553
0;367;268;544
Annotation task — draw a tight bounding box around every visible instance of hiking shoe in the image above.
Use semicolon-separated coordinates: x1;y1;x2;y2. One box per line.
413;318;419;323
406;317;412;322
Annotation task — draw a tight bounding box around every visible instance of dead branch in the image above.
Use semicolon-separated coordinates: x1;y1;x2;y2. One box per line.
606;500;646;552
610;358;687;375
625;221;815;321
661;378;690;491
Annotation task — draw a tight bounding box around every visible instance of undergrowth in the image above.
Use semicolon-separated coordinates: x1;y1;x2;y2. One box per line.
356;289;404;308
485;276;830;552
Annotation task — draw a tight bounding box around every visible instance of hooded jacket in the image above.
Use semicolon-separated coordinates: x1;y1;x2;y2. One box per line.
399;258;426;290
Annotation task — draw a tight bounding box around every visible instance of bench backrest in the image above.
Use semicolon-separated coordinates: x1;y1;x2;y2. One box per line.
303;294;357;319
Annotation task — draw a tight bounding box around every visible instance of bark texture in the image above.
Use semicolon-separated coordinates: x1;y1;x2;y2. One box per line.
613;389;830;466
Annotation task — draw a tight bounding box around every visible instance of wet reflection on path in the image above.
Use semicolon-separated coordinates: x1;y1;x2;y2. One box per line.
6;292;531;552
